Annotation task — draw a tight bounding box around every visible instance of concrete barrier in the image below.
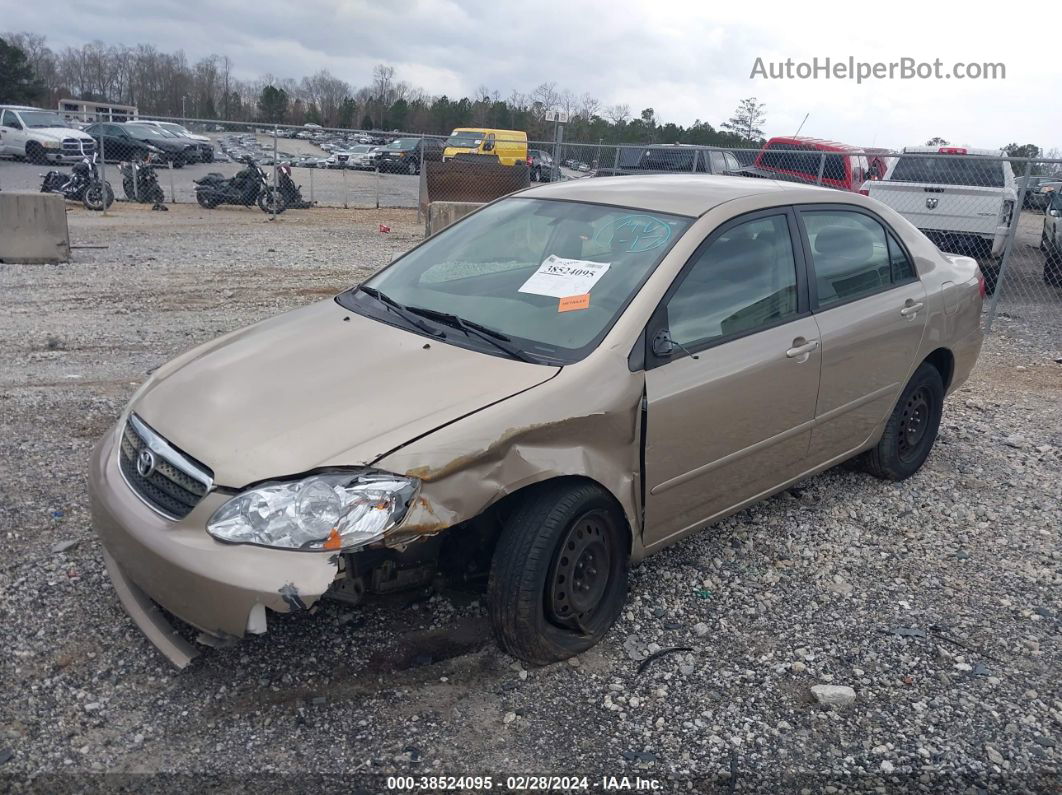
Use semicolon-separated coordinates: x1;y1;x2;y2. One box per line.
0;192;70;264
426;201;482;236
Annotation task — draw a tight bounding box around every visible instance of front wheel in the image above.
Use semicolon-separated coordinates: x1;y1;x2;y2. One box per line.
1044;246;1062;287
257;187;287;214
488;481;629;665
26;142;49;165
407;159;418;176
82;181;114;211
863;362;944;481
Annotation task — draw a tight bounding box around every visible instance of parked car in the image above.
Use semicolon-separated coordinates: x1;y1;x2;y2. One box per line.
89;174;983;669
136;120;215;162
1039;185;1062;286
596;145;744;177
862;146;1017;293
528;148;555;181
375;137;444;174
749;136;871;192
443;128;528;166
0;105;96;163
83;122;164;163
1015;174;1059;211
86;122;196;166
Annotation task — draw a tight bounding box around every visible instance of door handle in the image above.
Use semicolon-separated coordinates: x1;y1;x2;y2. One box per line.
900;301;925;317
785;339;820;358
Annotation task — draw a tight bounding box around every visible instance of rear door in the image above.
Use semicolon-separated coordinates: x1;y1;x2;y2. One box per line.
796;206;928;461
643;208;821;548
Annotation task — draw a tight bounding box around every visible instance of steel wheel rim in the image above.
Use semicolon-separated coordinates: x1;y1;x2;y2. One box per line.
897;386;931;462
546;511;613;629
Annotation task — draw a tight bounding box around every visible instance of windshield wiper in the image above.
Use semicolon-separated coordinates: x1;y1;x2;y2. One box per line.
356;285;445;338
403;306;536;363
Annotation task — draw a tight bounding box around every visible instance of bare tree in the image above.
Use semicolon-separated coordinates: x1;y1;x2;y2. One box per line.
578;92;600;120
530;81;559;116
604;103;631;124
720;97;766;141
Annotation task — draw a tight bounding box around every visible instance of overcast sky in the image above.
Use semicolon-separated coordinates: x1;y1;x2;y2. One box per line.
9;0;1061;151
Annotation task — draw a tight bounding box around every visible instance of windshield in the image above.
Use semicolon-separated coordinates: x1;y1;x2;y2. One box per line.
447;131;484;148
340;197;692;363
387;138;419;150
125;125;169;140
19;111;69;128
889;156;1004;187
159;122;190;135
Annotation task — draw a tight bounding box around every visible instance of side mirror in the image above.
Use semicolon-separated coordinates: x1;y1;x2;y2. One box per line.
1050;209;1061;218
651;329;675;358
483;139;494;152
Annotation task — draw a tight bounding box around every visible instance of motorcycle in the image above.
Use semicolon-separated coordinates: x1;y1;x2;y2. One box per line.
194;157;285;213
120;156;167;208
261;163;314;211
39;154;114;211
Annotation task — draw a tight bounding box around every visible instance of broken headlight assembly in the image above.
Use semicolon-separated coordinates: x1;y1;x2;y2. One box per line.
207;471;418;551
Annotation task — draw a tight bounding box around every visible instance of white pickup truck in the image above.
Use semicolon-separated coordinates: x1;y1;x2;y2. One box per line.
864;146;1016;292
0;105;97;164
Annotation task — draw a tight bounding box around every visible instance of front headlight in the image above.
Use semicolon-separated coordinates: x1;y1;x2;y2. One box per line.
207;471;418;551
41;140;62;149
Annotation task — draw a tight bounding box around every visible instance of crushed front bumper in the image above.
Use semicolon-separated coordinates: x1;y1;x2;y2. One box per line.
89;422;340;668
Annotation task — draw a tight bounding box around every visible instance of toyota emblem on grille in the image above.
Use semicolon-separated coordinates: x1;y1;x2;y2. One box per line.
925;197;939;209
136;448;156;478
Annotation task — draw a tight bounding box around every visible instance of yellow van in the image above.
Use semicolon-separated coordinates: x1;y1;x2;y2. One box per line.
443;128;528;166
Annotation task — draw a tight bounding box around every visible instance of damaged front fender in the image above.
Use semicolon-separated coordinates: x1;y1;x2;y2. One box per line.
376;352;647;558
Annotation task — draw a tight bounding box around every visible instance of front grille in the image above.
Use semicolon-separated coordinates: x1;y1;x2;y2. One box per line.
118;416;212;519
62;138;96;157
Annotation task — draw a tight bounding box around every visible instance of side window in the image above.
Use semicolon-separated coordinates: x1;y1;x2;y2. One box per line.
667;215;799;347
724;153;741;171
2;110;22;129
822;154;846;182
709;151;726;173
803;210;892;307
887;230;916;281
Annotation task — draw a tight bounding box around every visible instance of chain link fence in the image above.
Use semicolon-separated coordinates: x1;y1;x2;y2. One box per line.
1;111;1059;335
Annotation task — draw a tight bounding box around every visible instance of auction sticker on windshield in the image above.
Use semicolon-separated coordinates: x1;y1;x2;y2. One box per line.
518;255;610;298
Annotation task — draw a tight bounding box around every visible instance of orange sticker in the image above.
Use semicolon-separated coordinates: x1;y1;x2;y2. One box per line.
323;528;342;550
558;294;590;312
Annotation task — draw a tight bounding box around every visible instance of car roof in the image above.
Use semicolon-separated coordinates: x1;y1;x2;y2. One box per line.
902;145;1003;157
765;136;864;153
519;174;835;217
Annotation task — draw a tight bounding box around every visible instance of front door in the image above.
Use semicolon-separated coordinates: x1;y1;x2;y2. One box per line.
643;209;822;549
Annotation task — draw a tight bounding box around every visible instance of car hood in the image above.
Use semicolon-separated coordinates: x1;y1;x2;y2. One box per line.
132;300;560;488
31;127;94;142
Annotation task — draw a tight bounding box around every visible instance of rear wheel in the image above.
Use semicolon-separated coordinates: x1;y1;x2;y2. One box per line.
196;190;218;209
863;362;944;481
980;262;1000;296
407;159;419;175
488;481;628;665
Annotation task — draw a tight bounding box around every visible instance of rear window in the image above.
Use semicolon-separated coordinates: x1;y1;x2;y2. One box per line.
889;156;1004;187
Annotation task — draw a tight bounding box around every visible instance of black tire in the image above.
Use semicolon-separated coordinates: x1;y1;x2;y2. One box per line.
407;159;418;176
488;481;629;665
257;187;287;214
863;362;944;481
172;156;185;169
196;191;218;209
82;181;114;211
203;150;215;163
26;142;48;165
980;263;999;296
1044;246;1062;287
147;184;165;205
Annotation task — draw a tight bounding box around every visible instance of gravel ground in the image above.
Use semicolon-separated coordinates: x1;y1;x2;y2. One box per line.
0;204;1059;792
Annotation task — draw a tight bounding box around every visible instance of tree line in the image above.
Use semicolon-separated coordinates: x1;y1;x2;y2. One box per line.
1;33;763;148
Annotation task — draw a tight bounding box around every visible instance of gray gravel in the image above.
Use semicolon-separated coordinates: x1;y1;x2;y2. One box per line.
0;204;1059;791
